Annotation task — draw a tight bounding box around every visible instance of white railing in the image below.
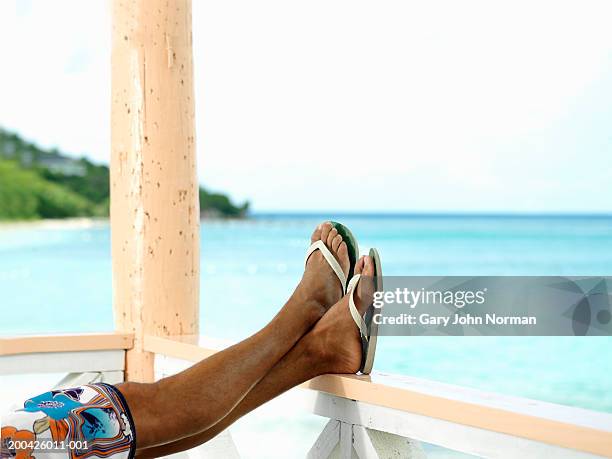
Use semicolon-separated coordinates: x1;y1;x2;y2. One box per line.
2;334;612;459
0;333;128;384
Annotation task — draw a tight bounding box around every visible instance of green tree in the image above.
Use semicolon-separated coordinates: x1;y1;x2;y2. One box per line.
1;128;249;220
0;160;92;219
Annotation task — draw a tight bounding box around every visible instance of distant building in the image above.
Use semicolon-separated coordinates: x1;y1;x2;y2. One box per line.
37;156;87;176
0;130;87;176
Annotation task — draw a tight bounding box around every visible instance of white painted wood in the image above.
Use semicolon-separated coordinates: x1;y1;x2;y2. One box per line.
52;371;123;388
54;372;102;388
0;350;125;375
155;354;612;436
352;426;379;459
296;391;605;459
340;422;354;459
152;352;611;458
367;371;612;433
307;420;341;459
99;370;125;385
155;354;192;379
355;426;427;459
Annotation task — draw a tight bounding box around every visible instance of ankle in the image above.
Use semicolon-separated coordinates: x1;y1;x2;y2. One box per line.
303;326;336;375
290;287;327;323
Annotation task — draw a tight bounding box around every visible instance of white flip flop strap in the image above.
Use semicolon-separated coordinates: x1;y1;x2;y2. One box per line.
347;274;368;342
304;240;347;295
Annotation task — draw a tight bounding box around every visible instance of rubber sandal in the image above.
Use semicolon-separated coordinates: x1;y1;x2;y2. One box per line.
329;221;359;281
304;222;360;294
346;247;382;375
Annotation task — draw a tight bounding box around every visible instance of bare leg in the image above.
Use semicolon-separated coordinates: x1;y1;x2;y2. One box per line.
118;222;350;449
137;255;375;457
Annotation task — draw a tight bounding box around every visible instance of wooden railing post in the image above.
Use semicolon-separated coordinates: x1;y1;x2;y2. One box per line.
110;0;199;382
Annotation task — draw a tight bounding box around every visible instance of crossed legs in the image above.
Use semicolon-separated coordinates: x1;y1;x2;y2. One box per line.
137;252;374;457
115;222;373;454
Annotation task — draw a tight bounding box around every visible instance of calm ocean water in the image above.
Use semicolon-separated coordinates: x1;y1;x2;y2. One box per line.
2;214;612;416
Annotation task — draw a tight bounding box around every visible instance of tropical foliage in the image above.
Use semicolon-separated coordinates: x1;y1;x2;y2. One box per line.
0;128;248;220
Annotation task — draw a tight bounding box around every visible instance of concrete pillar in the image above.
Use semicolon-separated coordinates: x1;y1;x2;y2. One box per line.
110;0;199;382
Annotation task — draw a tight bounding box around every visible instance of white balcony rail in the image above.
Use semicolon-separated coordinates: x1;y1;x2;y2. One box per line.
2;333;612;459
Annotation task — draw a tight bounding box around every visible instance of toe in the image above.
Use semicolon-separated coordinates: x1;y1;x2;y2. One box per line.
354;255;366;275
355;255;375;315
337;242;350;276
320;222;333;244
331;234;343;251
311;223;324;243
361;255;375;277
327;228;338;247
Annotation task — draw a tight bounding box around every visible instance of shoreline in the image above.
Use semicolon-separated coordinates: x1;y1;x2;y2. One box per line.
0;215;251;230
0;217;109;230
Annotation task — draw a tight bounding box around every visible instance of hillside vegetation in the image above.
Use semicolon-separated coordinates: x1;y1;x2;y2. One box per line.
0;128;248;220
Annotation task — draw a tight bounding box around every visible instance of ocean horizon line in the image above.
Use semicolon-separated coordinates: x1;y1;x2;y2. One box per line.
2;211;612;228
249;211;612;219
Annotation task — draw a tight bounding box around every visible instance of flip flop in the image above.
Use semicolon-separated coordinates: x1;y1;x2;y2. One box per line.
329;221;359;281
346;248;382;375
304;222;359;295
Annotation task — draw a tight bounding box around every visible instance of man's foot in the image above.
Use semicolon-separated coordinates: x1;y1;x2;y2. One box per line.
292;222;351;321
305;255;376;374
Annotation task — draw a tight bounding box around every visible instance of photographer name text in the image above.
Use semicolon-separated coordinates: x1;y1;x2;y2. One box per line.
373;313;537;326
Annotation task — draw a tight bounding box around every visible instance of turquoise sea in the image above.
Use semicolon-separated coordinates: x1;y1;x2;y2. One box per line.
2;214;612;416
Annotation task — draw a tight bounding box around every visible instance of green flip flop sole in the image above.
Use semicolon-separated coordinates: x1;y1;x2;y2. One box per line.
360;247;382;375
330;221;360;282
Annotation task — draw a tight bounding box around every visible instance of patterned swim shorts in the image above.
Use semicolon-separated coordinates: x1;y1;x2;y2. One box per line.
1;383;136;459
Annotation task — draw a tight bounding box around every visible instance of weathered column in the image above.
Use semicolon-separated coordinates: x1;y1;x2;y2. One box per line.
110;0;199;382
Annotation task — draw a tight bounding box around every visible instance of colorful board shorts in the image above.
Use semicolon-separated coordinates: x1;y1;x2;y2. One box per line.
1;383;136;459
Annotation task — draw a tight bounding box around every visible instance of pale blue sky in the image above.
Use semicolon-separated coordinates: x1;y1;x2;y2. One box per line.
1;0;611;213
